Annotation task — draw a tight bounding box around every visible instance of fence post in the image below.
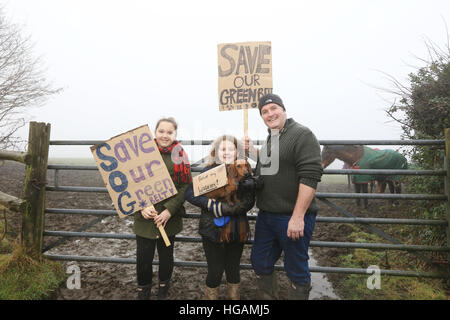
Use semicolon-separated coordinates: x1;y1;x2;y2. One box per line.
21;122;51;256
445;128;450;264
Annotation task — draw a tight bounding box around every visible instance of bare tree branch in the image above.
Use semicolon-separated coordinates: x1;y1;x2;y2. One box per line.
0;6;61;150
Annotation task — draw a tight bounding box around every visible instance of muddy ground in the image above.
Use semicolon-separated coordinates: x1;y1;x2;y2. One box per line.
0;160;425;300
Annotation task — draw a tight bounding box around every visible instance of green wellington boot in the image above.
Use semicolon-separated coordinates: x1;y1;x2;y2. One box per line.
255;273;279;300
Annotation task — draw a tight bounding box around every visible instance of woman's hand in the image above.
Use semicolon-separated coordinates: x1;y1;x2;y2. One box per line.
141;206;158;220
154;209;171;228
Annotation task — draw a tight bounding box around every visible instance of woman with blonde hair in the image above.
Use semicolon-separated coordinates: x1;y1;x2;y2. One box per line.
185;134;260;300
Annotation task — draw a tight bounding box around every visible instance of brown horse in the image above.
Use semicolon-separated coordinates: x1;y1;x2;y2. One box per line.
321;145;407;208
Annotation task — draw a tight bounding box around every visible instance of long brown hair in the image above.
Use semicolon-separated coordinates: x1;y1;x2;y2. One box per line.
207;134;245;166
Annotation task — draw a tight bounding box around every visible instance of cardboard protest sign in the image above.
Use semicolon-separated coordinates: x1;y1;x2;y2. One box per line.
218;41;273;111
90;125;178;219
193;164;228;197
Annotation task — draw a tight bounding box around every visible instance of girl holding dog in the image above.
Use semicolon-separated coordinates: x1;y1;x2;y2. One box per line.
133;117;192;300
185;135;258;300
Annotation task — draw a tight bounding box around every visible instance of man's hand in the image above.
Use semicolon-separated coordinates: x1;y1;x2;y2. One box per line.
241;136;258;161
287;183;316;240
287;216;304;240
242;136;252;152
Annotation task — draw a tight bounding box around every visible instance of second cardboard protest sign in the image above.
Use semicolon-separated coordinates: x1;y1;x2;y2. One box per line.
193;164;228;197
91;125;177;219
218;41;273;111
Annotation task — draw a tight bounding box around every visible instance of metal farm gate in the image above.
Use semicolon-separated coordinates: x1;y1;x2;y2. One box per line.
1;122;449;279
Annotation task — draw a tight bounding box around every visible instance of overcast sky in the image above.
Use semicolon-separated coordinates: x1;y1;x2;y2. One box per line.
4;0;450;166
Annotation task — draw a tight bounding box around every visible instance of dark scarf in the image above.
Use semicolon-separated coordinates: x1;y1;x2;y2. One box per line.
156;139;192;184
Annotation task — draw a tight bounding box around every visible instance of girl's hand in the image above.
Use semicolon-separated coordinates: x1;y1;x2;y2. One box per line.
154;209;171;228
141;206;158;220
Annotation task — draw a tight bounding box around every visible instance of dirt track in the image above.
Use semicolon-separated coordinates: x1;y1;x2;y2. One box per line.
1;160;412;300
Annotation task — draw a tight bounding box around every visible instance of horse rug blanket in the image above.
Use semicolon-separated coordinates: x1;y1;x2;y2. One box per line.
352;146;407;184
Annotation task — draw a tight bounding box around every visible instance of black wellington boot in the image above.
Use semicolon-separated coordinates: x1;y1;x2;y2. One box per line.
157;279;171;300
137;284;151;300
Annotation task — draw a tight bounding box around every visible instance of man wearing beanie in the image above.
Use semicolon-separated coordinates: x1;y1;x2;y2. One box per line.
244;93;323;300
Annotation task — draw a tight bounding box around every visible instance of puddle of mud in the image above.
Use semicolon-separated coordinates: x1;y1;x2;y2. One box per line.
309;252;340;300
48;210;339;300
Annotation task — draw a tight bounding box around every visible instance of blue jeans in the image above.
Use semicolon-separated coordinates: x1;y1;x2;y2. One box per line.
250;210;317;285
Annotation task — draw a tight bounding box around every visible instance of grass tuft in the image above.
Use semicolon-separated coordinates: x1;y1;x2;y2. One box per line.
0;244;66;300
334;228;449;300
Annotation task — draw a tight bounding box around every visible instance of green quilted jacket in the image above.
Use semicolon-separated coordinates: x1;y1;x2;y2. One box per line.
133;152;190;239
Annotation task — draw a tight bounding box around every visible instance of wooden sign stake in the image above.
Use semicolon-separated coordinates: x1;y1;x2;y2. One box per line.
159;224;171;247
244;108;249;158
149;205;171;247
244;108;248;138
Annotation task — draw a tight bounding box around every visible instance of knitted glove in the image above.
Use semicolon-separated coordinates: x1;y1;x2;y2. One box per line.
207;199;223;218
207;199;230;227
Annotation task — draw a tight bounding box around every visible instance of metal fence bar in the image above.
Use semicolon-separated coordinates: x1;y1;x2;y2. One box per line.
315;216;447;226
49;139;445;146
47;165;203;172
44;185;447;201
324;169;447;176
45;230;135;239
47;164;204;170
46;186;107;192
311;241;450;252
42;253;447;279
45;208;117;216
319;140;444;146
50;140;215;146
315;193;447;200
48;165;98;170
44;208;448;226
43;230;450;252
47;164;446;177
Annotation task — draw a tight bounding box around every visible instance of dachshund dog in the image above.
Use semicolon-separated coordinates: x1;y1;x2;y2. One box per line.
204;159;252;205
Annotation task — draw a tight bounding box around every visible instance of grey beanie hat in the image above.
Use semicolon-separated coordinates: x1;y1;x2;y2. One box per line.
258;93;285;114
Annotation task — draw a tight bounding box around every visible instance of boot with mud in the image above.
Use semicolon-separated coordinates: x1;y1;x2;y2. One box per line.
255;273;279;300
226;282;240;300
288;281;311;300
157;279;171;300
137;284;152;300
204;286;220;300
